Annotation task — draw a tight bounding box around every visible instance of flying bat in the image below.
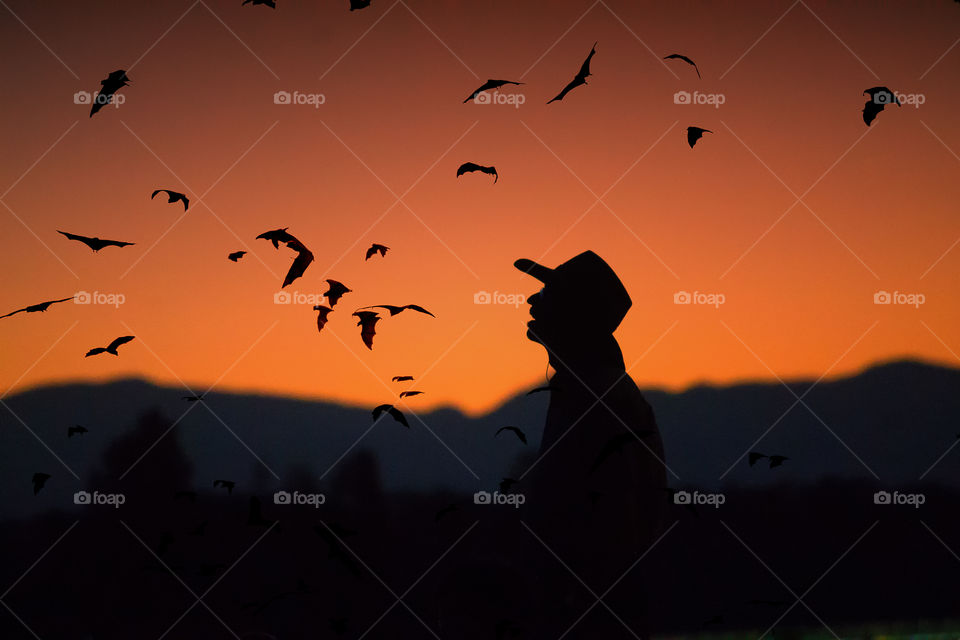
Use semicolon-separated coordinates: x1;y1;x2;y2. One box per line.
256;227;298;249
214;479;235;494
664;53;701;78
313;305;333;333
463;79;523;103
456;162;498;183
589;430;654;474
227;251;247;262
687;126;712;148
495;426;527;444
392;375;414;382
357;304;435;317
365;243;389;260
862;86;900;126
353;311;380;349
151;189;189;211
242;0;276;7
768;455;789;468
749;452;789;468
435;503;458;522
324;279;352;307
372;403;409;428
399;390;423;398
32;472;51;495
58;230;135;252
0;297;73;319
349;0;370;9
89;70;130;117
282;238;314;288
547;42;597;103
85;335;135;357
67;425;88;437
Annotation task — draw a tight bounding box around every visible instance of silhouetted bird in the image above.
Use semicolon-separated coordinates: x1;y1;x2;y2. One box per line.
353;311;380;350
589;431;653;474
314;305;333;332
365;243;389;260
58;230;134;252
664;53;701;78
214;479;235;494
862;86;900;126
495;426;528;444
32;472;51;495
89;70;130;117
242;0;276;7
349;0;370;10
357;304;435;317
67;425;88;437
548;42;596;103
151;189;189;211
256;227;297;249
456;162;498;183
435;503;458;522
282;237;314;288
372;403;408;428
324;279;352;307
399;390;424;398
228;251;247;262
85;335;135;357
748;452;789;468
463;79;523;103
1;297;73;319
687;126;712;148
392;375;414;382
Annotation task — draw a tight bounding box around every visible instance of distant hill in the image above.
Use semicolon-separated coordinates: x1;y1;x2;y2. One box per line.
2;359;958;519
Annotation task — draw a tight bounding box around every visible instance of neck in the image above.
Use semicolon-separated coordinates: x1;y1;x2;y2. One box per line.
546;334;625;378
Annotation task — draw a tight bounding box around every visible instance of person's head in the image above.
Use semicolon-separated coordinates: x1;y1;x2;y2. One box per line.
514;251;631;367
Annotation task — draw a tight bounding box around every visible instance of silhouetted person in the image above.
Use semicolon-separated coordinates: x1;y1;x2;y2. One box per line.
515;250;667;639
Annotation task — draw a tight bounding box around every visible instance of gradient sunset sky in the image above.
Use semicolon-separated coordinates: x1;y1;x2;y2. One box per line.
1;0;959;414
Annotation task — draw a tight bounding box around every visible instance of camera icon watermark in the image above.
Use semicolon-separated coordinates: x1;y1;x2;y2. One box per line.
474;290;526;308
74;290;125;308
473;490;526;508
873;290;925;308
673;90;725;108
673;490;725;508
273;490;326;508
473;92;526;109
870;90;925;108
873;490;924;508
273;90;326;109
274;291;324;305
673;290;725;308
74;91;125;109
74;490;126;509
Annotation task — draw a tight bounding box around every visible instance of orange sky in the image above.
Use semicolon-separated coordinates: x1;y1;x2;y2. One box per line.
1;0;959;415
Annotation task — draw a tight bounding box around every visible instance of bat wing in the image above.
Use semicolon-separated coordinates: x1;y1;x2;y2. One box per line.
151;189;164;200
748;452;766;466
388;406;409;428
282;244;314;288
365;246;376;260
576;42;597;80
360;317;378;349
547;78;582;104
403;304;435;317
392;376;414;382
107;335;135;352
103;239;135;248
0;307;27;319
85;347;107;357
399;391;423;398
862;100;883;126
457;162;481;177
58;230;95;249
464;81;492;103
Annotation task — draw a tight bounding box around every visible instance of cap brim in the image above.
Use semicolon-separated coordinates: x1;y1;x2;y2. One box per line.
514;258;553;283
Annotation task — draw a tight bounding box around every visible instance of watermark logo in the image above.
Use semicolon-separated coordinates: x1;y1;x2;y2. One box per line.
674;290;725;308
873;490;924;508
473;92;526;108
74;291;125;308
273;490;326;508
873;290;925;308
474;290;526;308
274;291;325;305
474;490;526;508
74;91;126;109
673;90;725;108
674;490;725;508
74;490;126;509
273;90;326;109
870;90;925;108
